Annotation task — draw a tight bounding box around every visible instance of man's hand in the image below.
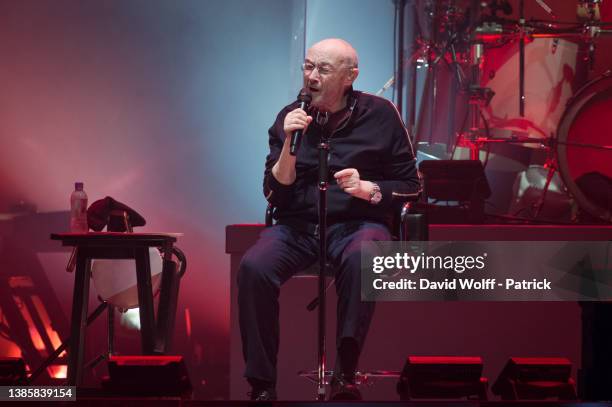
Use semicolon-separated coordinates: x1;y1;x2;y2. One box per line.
283;108;313;138
272;108;314;186
334;168;374;201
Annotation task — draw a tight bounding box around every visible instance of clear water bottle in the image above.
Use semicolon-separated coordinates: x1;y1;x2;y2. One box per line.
70;182;88;233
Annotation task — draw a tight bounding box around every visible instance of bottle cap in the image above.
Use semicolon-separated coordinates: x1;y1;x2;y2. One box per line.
75;182;84;191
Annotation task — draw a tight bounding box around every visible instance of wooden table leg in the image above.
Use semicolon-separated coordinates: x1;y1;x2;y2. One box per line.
155;243;179;353
135;247;155;354
67;251;91;386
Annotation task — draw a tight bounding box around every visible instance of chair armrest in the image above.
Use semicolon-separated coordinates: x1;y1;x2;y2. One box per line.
171;246;187;278
265;203;274;227
399;201;429;241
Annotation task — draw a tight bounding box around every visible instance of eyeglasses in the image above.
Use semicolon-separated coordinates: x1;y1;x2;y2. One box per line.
301;62;356;76
301;62;335;76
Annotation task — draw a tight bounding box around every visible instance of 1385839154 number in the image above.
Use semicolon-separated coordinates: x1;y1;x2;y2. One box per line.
2;386;75;401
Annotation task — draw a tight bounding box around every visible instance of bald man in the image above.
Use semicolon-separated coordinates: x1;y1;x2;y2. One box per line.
238;38;420;401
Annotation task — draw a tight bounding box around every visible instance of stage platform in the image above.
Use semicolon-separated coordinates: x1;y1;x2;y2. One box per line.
37;397;612;406
225;223;612;401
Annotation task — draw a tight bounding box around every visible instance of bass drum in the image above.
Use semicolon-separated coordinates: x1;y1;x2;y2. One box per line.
557;72;612;223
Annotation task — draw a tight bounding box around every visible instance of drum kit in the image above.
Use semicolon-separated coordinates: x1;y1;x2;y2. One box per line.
412;0;612;223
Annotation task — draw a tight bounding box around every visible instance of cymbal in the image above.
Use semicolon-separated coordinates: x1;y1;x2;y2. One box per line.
485;128;549;145
474;18;612;42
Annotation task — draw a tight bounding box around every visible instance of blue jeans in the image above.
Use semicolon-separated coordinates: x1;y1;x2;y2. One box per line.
237;220;391;385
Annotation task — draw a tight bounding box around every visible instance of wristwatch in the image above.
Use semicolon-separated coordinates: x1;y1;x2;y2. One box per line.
369;183;382;205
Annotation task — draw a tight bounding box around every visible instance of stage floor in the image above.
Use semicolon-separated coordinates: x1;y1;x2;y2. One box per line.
58;397;612;407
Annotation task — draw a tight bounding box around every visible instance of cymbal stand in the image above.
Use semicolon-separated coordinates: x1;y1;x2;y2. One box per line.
531;142;559;219
580;1;603;70
583;0;602;21
457;39;495;161
524;137;577;220
519;0;526;116
417;0;465;146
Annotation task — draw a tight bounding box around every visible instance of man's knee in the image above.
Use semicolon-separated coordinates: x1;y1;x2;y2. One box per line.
335;223;391;281
238;250;276;288
340;250;362;274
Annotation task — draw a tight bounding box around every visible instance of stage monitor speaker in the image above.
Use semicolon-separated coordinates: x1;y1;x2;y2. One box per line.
0;358;27;385
492;357;577;400
397;356;488;400
103;355;192;398
418;160;491;223
579;302;612;400
420;160;491;201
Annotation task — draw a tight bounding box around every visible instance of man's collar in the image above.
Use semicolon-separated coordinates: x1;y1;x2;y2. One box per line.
346;86;358;111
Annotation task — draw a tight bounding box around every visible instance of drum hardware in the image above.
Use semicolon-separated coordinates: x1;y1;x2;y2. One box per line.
556;140;612;152
427;2;612;222
412;0;483;147
424;38;461;146
509;163;575;223
458;134;548;147
488;0;513;18
475;21;505;36
497;131;576;222
578;0;603;21
455;84;495;160
458;133;612;151
452;3;612;159
413;1;611;223
555;71;612;223
481;0;611;126
534;0;557;19
526;136;612;221
530;141;564;219
460;128;611;222
519;0;526;116
454;32;497;161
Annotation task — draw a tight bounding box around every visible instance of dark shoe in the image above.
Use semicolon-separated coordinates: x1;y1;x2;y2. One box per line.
248;387;277;401
247;378;277;401
329;374;362;400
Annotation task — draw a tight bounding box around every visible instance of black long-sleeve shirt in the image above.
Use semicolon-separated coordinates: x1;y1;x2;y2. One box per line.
263;88;421;226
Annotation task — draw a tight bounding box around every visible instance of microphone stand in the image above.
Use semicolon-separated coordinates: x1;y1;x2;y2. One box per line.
316;130;330;400
519;0;526;116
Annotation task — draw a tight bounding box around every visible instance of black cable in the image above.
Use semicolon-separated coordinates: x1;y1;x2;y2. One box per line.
512;205;532;217
480;110;491;168
397;0;406;116
393;0;398;104
0;325;11;341
451;105;471;160
0;312;10;341
485;200;500;210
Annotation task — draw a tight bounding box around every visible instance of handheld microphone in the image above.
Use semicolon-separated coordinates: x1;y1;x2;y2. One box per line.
289;89;312;156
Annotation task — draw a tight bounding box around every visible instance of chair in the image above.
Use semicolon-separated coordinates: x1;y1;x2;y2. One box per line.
263;195;428;384
265;197;428;261
265;199;427;237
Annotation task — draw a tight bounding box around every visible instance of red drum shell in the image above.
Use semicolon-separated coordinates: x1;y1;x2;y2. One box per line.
557;72;612;222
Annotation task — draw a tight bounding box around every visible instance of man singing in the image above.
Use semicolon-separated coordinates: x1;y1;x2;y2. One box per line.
238;38;420;401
